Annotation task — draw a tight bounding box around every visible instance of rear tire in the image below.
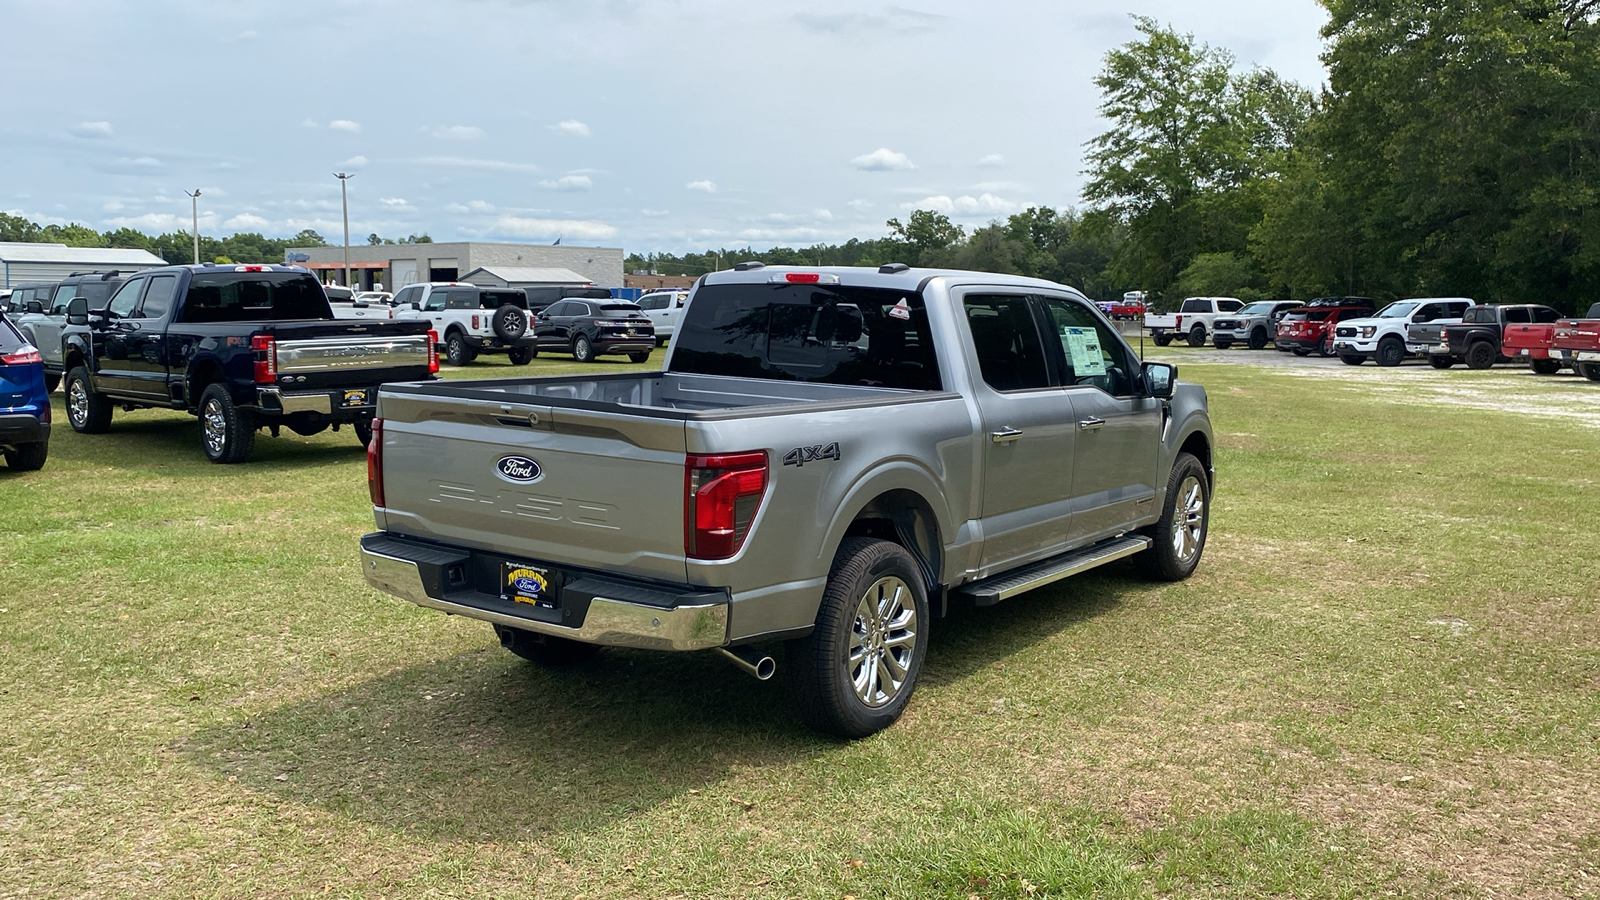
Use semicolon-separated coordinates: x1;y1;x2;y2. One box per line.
64;366;112;434
572;334;596;362
445;332;475;367
494;625;600;666
1141;452;1210;582
1339;354;1366;366
1531;358;1562;375
786;538;928;739
507;346;536;365
3;441;47;471
1465;341;1496;370
1375;336;1405;367
1428;355;1456;369
199;383;255;464
1186;324;1206;347
44;373;60;393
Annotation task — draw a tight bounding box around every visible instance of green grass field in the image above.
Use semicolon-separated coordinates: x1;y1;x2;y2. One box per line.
2;355;1596;898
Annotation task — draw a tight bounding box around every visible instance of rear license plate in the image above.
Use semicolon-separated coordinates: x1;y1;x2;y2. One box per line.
342;389;369;407
501;561;558;609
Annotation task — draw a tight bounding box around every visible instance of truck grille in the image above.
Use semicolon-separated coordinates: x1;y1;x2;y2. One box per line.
1335;326;1357;338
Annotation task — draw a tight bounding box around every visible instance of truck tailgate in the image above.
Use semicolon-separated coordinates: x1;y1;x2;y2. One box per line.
377;391;690;584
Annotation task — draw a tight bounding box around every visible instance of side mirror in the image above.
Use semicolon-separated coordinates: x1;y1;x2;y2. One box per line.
410;302;422;310
1144;361;1177;400
24;300;44;315
66;297;89;326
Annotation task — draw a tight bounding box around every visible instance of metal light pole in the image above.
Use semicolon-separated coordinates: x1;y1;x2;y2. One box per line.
183;189;201;264
334;172;354;287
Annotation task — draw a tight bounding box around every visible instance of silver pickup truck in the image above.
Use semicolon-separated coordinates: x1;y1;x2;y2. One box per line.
361;265;1214;737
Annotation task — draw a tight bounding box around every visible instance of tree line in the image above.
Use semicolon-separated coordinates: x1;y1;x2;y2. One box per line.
11;1;1596;311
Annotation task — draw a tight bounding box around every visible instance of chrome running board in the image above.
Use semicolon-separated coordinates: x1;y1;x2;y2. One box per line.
957;535;1152;606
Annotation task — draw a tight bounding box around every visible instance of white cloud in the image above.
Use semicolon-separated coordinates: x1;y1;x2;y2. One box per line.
539;175;592;191
686;180;717;193
107;212;210;231
736;226;832;242
905;193;1023;217
223;213;271;230
417;156;539;173
69;121;114;139
641;208;670;218
549;120;590;137
447;199;497;214
813;208;834;221
427;125;485;140
847;199;872;212
329;119;362;133
339;155;368;168
300;118;318;128
379;197;414;210
103;200;124;212
851;148;915;171
977;154;1006;168
494;216;617;240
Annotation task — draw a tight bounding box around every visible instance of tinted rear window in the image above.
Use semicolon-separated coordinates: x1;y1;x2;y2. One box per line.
1464;307;1497;324
669;283;942;391
0;316;24;353
600;303;643;314
179;273;332;323
482;290;527;309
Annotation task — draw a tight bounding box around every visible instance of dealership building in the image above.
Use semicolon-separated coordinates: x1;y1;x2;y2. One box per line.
286;241;624;292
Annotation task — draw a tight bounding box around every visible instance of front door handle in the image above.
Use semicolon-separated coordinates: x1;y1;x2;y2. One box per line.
1078;417;1106;432
990;427;1023;444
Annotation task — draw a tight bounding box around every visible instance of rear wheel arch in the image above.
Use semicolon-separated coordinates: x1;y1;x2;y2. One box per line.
185;359;227;409
841;489;945;615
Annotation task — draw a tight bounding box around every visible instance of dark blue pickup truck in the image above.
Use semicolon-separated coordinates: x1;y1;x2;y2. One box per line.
61;264;438;463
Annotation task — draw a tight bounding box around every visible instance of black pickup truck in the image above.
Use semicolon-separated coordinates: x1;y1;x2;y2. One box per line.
61;264;438;463
1434;304;1562;370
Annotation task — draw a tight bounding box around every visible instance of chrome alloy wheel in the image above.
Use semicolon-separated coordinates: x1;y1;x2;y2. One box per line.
67;377;88;427
1172;474;1206;564
849;575;918;708
201;397;227;456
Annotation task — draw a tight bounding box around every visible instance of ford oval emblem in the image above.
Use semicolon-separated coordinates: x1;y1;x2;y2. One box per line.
497;455;542;482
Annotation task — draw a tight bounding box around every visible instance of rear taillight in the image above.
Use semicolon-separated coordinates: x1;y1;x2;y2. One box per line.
1;346;41;365
471;314;480;330
685;451;768;560
426;329;439;373
251;335;276;384
367;417;384;507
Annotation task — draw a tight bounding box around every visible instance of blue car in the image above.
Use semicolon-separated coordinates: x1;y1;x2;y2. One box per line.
0;312;50;471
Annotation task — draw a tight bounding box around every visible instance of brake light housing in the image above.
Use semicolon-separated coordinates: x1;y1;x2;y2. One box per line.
685;451;768;560
367;417;385;506
0;345;42;366
251;335;277;384
426;329;439;373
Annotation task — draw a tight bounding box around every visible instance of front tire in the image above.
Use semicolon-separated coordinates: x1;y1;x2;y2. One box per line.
352;418;374;448
572;334;596;362
1248;328;1268;351
199;384;255;464
1214;339;1233;350
1465;341;1496;370
1340;354;1366;366
1580;362;1600;382
627;350;651;363
1428;355;1456;369
1142;452;1210;582
786;538;928;739
1291;348;1310;357
1152;334;1172;347
1376;336;1405;367
3;441;47;471
1187;324;1207;347
1530;358;1561;375
64;366;112;434
445;332;475;367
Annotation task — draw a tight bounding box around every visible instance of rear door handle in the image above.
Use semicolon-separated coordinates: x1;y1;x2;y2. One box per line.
1078;417;1106;431
990;427;1023;443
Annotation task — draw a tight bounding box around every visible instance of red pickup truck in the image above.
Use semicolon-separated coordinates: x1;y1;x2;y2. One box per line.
1502;306;1569;375
1552;302;1600;382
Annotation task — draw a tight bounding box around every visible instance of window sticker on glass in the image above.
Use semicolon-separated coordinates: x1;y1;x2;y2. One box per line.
1064;327;1107;376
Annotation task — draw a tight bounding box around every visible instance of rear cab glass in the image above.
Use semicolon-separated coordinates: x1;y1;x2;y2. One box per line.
670;283;942;391
178;272;333;323
0;316;26;353
480;289;527;309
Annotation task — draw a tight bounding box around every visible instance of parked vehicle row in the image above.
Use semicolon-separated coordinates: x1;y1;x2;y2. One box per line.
1334;298;1474;366
1491;302;1600;379
1143;296;1244;347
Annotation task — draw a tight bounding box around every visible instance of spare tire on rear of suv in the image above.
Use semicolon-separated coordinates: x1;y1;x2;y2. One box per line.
492;305;527;340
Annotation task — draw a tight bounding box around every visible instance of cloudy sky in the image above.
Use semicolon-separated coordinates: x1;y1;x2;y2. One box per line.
0;0;1330;254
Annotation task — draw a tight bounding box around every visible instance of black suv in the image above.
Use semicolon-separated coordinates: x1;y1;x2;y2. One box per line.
532;298;655;362
520;285;610;313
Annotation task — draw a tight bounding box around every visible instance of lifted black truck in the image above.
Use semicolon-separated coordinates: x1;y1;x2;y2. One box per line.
60;264;438;463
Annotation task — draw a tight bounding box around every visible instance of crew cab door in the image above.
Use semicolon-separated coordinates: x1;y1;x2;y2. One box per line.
119;274;179;399
961;292;1078;570
87;277;150;395
1036;296;1161;542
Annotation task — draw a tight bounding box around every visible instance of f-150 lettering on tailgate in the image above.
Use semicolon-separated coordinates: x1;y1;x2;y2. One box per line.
433;481;620;529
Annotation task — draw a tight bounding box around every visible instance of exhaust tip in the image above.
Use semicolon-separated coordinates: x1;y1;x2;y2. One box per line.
718;646;777;681
752;655;776;680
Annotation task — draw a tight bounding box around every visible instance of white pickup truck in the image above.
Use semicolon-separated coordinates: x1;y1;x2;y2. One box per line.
1331;298;1475;367
1144;297;1244;347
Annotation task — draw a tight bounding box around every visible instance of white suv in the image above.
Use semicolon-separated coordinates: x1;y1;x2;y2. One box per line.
635;290;688;346
392;282;538;366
